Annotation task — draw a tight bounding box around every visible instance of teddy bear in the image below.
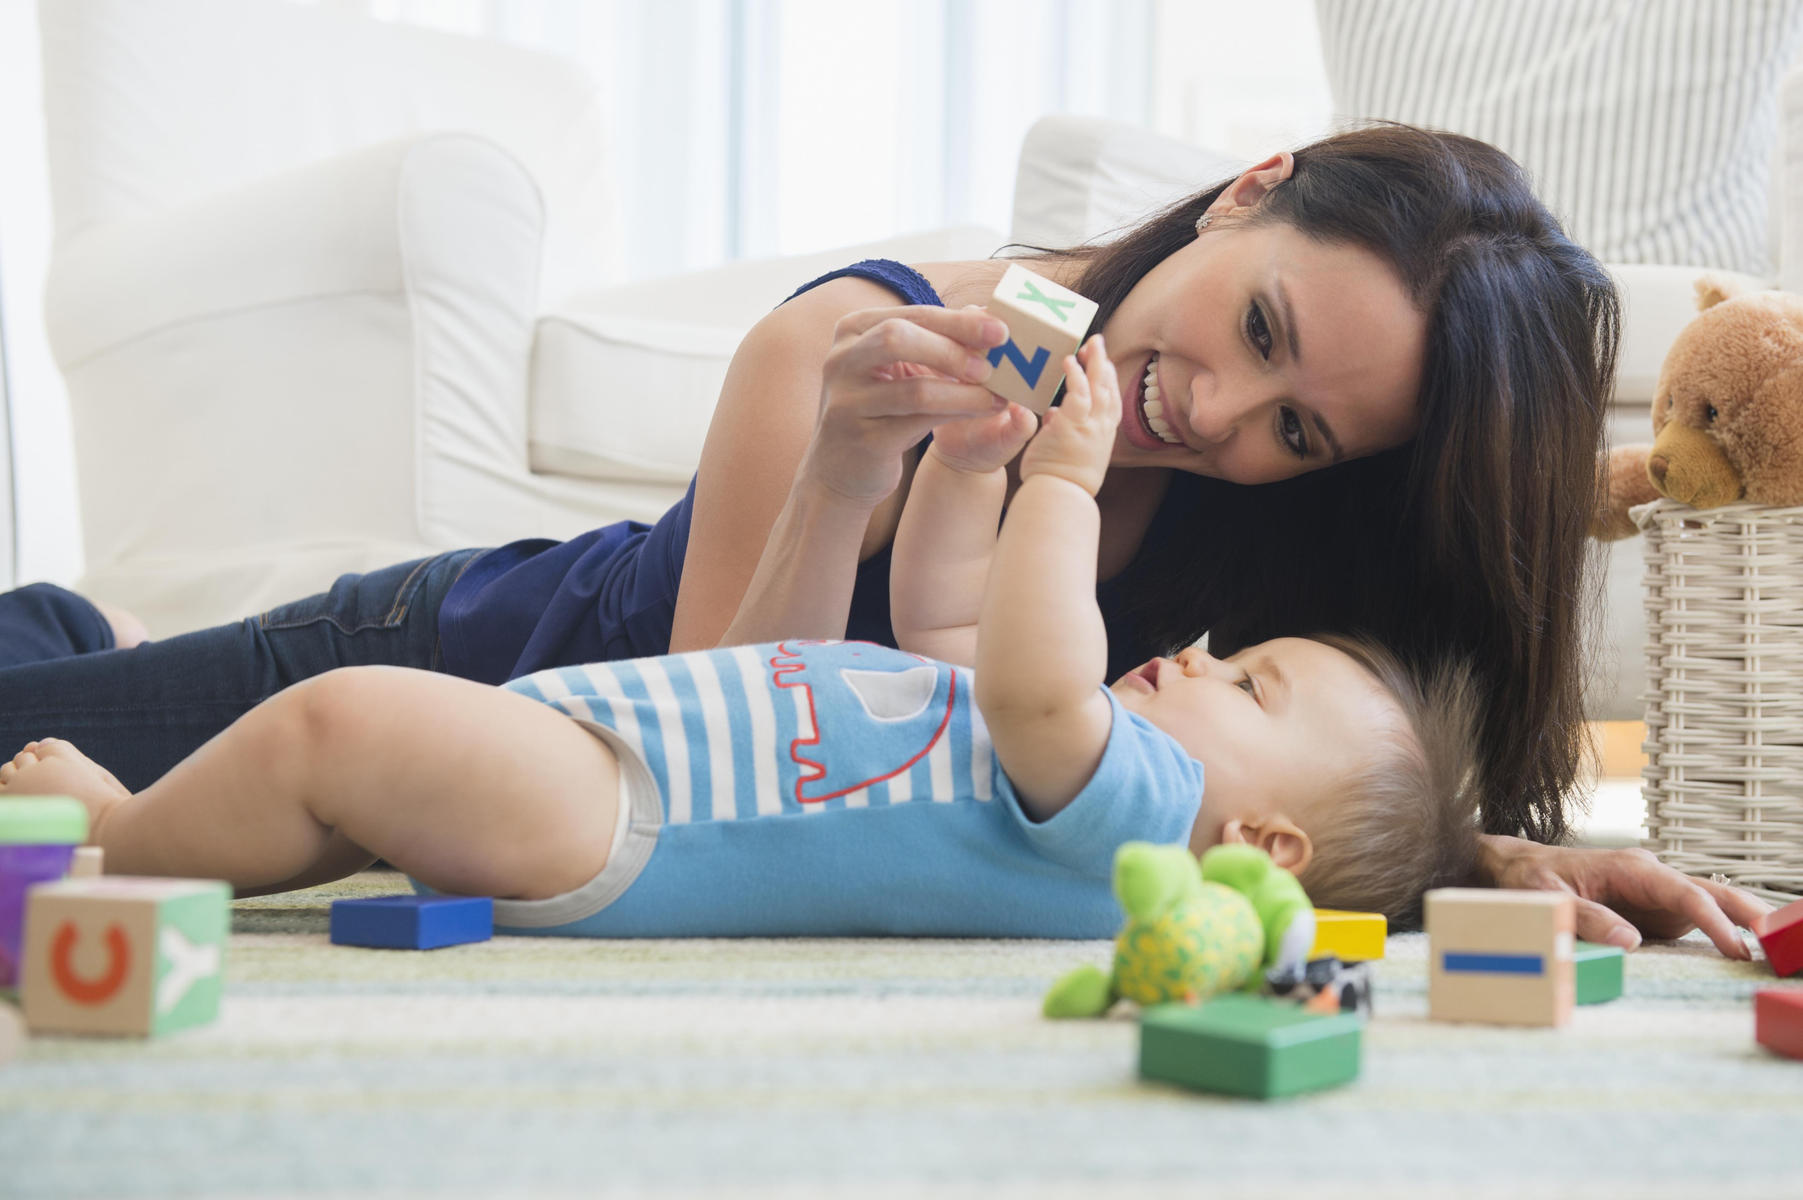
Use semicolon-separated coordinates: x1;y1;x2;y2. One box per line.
1594;276;1803;541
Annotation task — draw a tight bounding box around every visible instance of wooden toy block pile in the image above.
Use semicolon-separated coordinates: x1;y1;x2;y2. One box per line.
1132;891;1642;1101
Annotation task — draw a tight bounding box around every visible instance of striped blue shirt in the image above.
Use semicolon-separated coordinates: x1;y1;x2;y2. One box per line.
494;640;1204;938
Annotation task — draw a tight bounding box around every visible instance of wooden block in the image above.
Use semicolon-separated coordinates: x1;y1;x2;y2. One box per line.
0;1001;22;1066
68;847;104;879
1139;993;1361;1099
1753;897;1803;977
1573;941;1625;1005
330;895;493;950
1309;908;1386;961
1755;989;1803;1059
20;876;229;1037
1425;888;1574;1027
982;263;1098;414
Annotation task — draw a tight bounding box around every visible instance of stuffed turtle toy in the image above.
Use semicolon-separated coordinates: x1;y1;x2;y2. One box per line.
1043;841;1316;1018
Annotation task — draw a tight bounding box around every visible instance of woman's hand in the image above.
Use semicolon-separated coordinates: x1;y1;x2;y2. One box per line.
1017;335;1121;497
802;304;1012;505
1477;835;1771;959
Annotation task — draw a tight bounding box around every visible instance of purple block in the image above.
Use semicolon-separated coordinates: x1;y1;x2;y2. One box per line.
0;843;77;989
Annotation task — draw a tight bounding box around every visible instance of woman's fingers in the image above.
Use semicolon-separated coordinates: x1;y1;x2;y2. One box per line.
831;306;1009;383
1569;895;1642;951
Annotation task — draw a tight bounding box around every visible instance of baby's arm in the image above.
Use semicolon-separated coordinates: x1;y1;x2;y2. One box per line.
890;399;1037;666
975;335;1120;821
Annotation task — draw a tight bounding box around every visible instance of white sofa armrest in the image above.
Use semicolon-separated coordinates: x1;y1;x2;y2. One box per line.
43;133;553;635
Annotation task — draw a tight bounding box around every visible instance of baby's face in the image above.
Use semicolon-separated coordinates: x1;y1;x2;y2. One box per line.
1109;638;1400;831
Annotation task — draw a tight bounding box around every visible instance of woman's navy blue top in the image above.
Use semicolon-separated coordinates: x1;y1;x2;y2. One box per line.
438;258;1170;686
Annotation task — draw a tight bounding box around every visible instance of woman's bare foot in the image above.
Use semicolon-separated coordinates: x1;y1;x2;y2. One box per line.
91;599;149;650
0;738;132;840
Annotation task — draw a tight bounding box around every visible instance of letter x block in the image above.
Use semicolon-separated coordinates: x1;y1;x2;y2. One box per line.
1426;888;1574;1026
1754;897;1803;977
20;877;230;1037
983;263;1098;414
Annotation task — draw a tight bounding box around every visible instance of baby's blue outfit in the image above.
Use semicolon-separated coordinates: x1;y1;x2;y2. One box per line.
462;640;1204;939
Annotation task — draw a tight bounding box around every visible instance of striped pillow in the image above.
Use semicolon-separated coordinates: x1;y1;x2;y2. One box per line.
1315;0;1803;276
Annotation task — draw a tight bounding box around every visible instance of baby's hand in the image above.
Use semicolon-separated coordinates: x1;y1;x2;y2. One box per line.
927;403;1038;476
1018;334;1121;496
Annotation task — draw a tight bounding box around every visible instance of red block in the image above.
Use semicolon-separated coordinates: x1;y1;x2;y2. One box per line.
1753;898;1803;977
1755;990;1803;1060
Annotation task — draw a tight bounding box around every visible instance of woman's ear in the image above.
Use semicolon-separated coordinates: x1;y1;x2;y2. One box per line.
1204;151;1297;220
1219;815;1313;874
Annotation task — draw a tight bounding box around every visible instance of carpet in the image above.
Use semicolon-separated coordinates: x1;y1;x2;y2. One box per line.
4;869;1802;1198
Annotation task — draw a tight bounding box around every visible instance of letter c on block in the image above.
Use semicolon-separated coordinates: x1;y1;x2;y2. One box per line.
50;920;132;1005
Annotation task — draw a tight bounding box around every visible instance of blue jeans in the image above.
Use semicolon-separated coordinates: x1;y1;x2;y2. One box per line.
0;549;485;791
0;583;116;667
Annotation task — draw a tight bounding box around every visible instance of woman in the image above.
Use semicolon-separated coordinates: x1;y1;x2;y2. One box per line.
0;123;1765;954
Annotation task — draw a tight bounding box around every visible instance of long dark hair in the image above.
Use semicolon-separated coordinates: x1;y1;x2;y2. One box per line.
1067;124;1618;844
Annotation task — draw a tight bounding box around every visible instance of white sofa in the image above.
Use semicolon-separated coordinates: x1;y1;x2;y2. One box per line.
38;0;1802;721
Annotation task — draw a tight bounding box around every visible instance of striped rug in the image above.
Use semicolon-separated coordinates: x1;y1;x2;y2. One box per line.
5;869;1801;1198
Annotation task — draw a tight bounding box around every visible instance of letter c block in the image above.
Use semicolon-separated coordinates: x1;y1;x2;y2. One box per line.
21;876;229;1037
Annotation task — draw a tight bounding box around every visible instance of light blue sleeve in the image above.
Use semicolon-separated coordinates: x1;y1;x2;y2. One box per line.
991;687;1205;878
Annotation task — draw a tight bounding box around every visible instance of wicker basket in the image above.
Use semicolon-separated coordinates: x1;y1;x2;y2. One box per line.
1638;499;1803;902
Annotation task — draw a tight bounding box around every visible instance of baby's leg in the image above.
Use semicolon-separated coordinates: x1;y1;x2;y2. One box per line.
1;667;619;901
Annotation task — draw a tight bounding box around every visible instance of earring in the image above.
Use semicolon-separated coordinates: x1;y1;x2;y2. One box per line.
1195;214;1213;233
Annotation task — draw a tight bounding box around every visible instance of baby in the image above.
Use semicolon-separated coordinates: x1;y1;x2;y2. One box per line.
0;337;1480;936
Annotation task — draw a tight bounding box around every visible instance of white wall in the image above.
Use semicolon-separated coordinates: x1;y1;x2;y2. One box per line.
0;0;81;590
0;0;1330;595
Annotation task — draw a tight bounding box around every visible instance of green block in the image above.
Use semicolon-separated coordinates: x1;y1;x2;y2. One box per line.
1573;940;1625;1005
1138;993;1362;1099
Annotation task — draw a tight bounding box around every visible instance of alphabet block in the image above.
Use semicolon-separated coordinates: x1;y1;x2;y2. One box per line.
1309;908;1387;962
68;847;104;879
1426;888;1574;1026
20;876;230;1037
983;263;1098;414
1;1001;21;1066
330;895;493;949
1753;897;1803;977
1139;992;1362;1099
1755;989;1803;1059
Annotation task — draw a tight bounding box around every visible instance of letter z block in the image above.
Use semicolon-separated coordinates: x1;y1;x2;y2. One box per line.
983;263;1098;414
1754;897;1803;977
1138;993;1362;1099
1309;909;1387;962
20;876;229;1037
330;895;493;950
1426;888;1574;1027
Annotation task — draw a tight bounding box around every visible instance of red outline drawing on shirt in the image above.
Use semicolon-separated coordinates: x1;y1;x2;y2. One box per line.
770;640;955;804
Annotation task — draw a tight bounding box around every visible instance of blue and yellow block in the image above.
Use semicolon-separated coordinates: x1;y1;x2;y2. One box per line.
330;895;493;950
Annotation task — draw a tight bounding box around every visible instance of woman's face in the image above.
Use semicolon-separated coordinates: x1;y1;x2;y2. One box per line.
1100;219;1428;484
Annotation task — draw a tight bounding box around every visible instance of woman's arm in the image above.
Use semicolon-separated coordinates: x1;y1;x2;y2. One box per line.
669;281;1008;653
890;405;1037;666
1475;835;1770;959
977;338;1120;821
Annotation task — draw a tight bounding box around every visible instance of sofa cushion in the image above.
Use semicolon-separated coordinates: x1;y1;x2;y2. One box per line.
1316;0;1803;278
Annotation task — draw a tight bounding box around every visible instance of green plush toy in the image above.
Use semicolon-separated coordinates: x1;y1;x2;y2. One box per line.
1043;842;1316;1018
